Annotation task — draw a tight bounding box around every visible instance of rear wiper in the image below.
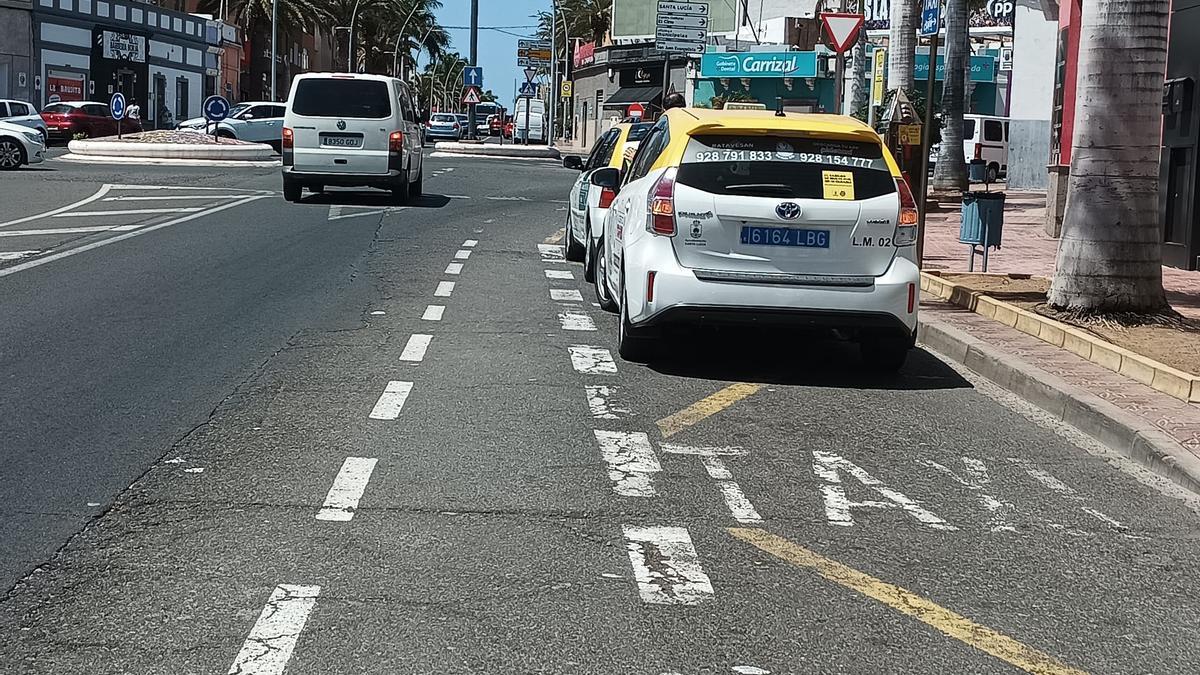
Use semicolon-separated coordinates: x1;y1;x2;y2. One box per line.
724;183;793;195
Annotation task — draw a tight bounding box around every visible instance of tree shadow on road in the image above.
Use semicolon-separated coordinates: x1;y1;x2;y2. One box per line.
297;190;452;208
646;328;972;391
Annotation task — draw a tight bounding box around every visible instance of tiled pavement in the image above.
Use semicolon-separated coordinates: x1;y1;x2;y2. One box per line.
921;190;1200;320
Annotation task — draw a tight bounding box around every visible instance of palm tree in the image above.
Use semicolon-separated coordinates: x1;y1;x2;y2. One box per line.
848;1;868;121
887;0;918;91
931;0;967;192
197;0;327;99
1047;0;1171;315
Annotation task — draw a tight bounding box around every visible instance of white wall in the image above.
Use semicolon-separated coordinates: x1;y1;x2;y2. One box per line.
1006;0;1058;190
150;64;201;121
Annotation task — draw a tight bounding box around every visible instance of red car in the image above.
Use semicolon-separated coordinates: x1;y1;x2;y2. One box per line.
41;101;142;142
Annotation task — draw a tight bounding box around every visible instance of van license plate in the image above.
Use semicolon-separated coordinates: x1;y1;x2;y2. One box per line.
741;226;829;248
320;134;362;148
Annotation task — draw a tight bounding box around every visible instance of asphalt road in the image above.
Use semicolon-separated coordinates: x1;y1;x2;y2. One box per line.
2;153;1200;674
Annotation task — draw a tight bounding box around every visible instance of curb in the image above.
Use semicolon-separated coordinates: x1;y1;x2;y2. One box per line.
57;153;281;168
432;141;561;160
921;271;1200;403
919;316;1200;495
68;138;275;161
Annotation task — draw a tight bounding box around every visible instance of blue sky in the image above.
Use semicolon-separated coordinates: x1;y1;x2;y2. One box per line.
416;0;553;106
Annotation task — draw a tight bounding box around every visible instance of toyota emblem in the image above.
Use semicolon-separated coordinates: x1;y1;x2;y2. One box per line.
336;119;346;130
776;202;802;220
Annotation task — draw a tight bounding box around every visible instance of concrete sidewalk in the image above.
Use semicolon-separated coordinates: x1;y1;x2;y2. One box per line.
921;191;1200;319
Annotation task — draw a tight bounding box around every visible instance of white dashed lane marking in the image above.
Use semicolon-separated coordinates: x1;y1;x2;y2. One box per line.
454;249;471;260
558;311;597;331
368;381;414;420
315;457;379;522
434;281;455;297
422;305;445;321
585;384;630;419
538;243;565;262
545;269;573;279
445;262;463;275
594;430;661;497
622;525;714;605
568;346;617;374
462;239;477;247
550;288;583;302
399;334;433;362
227;584;321;675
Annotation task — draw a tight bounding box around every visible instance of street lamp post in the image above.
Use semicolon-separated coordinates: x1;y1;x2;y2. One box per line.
391;1;422;77
347;0;363;72
269;0;277;99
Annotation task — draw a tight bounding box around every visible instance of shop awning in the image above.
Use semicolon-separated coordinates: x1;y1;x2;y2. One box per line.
603;86;662;108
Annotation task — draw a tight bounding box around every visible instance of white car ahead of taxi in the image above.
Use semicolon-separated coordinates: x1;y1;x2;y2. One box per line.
0;119;46;170
592;108;921;370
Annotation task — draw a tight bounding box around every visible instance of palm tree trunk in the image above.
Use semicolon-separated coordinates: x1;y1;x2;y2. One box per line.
887;0;917;91
932;0;968;192
1047;0;1170;314
849;30;868;120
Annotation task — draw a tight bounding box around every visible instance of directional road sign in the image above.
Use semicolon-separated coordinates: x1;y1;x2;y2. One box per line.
657;0;708;54
517;81;539;98
203;94;231;122
920;0;941;36
110;92;126;120
820;12;864;53
463;66;483;88
462;86;482;105
517;39;552;67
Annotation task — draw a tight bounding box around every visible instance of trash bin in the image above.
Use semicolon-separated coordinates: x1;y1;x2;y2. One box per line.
968;158;988;182
959;191;1006;248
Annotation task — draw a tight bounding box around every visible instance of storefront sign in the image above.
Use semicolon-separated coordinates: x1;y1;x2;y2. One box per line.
99;30;147;63
862;0;1013;30
574;41;596;68
47;71;86;102
871;48;886;105
915;54;997;82
699;51;818;79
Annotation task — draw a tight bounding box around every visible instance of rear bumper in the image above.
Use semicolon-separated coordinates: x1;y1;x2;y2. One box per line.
625;240;919;338
283;168;404;188
424;129;461;139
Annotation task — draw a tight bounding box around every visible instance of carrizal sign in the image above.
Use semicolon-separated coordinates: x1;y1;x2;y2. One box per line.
699;52;818;79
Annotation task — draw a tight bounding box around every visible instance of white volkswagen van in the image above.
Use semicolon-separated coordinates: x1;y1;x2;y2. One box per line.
282;73;424;203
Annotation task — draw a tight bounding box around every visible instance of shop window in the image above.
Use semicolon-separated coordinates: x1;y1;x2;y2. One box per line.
176;77;189;121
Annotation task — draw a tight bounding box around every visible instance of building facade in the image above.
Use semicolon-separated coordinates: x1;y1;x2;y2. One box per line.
1162;0;1200;270
0;0;35;102
571;43;688;149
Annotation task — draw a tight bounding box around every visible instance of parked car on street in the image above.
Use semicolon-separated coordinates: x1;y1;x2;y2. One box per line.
281;72;424;203
40;101;142;141
424;113;465;141
0;119;46;170
593;108;920;369
1;100;48;142
561;121;653;283
176;101;287;149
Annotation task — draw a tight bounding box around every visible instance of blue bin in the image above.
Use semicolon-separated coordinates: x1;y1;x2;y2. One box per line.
959;191;1005;248
968;159;988;182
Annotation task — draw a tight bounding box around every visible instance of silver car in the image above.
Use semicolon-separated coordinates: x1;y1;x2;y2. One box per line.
0;99;48;142
0;120;46;170
177;101;287;148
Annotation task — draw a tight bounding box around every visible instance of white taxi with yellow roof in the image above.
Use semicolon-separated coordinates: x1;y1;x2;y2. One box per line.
590;108;921;369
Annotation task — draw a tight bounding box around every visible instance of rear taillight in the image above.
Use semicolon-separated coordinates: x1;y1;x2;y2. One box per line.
389;131;404;153
646;271;657;302
599;187;616;209
452;123;460;130
973;143;982;160
908;282;916;313
894;178;918;246
282;127;293;149
647;167;677;236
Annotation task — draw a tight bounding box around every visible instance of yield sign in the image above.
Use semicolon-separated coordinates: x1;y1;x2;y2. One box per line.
820;12;865;53
523;67;538;82
462;85;482;105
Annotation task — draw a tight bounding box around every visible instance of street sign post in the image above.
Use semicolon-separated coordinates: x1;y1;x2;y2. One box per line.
627;102;644;119
463;66;483;88
561;81;573;99
819;13;864;114
915;0;942;267
656;1;708;54
517;39;551;68
869;48;886;128
110;92;126;139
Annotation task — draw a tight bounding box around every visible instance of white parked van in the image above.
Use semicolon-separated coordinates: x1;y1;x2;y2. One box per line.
282;73;424;203
963;114;1008;182
512;98;546;144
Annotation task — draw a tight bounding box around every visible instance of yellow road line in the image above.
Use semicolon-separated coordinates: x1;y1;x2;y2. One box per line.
544;228;565;244
656;383;761;438
727;528;1088;675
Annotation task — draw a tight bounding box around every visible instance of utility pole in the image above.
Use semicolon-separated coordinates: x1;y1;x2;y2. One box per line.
467;0;479;140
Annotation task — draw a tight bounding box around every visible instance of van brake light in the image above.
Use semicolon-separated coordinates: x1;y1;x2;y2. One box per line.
389;131;404;153
973;143;983;160
282;127;294;149
894;178;918;247
647;167;677;236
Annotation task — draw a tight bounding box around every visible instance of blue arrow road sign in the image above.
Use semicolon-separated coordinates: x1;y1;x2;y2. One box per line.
463;66;483;88
110;92;126;120
518;81;538;98
920;0;941;36
203;95;231;122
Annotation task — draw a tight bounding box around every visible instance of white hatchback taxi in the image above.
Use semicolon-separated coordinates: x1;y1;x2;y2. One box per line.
592;108;920;370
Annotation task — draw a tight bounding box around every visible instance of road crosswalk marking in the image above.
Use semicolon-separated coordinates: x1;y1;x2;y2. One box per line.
568;346;617;374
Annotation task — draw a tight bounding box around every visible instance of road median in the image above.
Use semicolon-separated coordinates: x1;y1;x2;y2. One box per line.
431;141;560;160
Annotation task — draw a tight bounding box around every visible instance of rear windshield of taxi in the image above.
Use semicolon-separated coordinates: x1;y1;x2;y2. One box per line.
677;135;896;201
292;78;391;119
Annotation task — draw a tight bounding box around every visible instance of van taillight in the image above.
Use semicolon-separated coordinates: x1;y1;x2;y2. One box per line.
647;167;677;236
894;178;918;246
389;131;404;153
973;143;982;160
282;127;293;149
599;187;616;209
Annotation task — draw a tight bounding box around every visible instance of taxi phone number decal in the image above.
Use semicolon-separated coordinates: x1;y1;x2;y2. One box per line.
690;150;876;169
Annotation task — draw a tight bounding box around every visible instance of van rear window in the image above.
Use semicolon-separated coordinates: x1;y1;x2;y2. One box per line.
292;79;391;119
678;135;896;200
